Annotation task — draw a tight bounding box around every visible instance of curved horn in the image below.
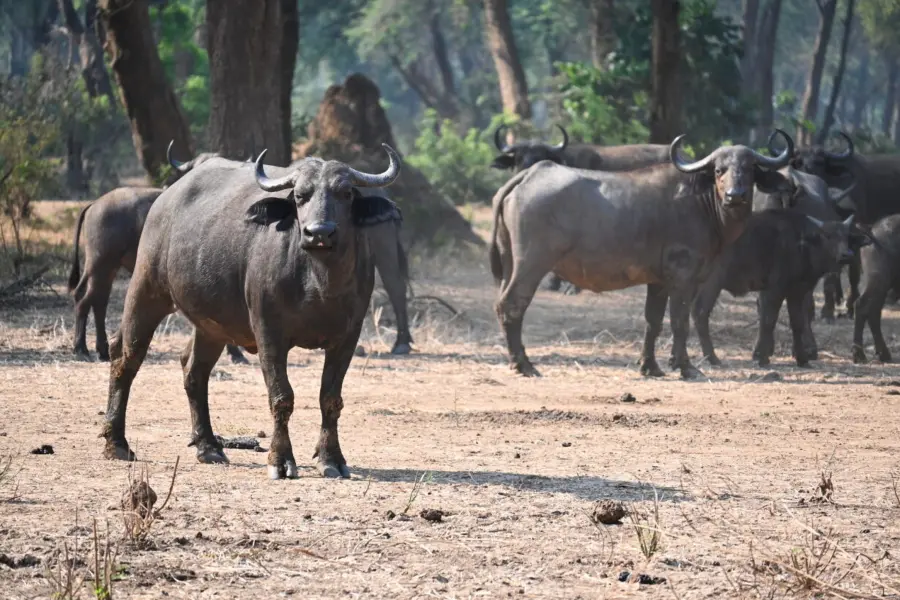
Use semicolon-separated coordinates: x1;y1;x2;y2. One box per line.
828;179;857;203
494;125;511;153
842;214;855;227
825;131;854;162
254;149;298;192
167;140;190;173
347;143;402;188
751;129;793;169
670;135;718;173
550;125;569;152
806;215;825;229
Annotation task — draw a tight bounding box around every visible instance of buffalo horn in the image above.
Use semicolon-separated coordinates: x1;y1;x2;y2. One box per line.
842;214;855;227
670;135;717;173
751;129;793;169
167;140;190;173
254;150;298;192
829;179;857;203
825;131;854;161
550;125;569;152
494;125;511;153
806;215;825;229
347;144;401;188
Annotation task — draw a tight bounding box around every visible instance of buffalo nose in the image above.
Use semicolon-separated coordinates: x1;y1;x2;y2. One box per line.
725;187;746;199
304;221;336;238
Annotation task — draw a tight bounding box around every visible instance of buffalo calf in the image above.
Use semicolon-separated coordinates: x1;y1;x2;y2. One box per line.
851;214;900;363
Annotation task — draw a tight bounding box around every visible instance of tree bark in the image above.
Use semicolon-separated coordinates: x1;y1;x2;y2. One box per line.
740;0;761;95
207;0;292;165
798;0;838;145
851;45;869;130
589;0;615;70
882;55;899;136
280;0;298;159
816;0;855;144
99;0;193;179
649;0;681;144
483;0;531;119
59;0;115;103
753;0;784;143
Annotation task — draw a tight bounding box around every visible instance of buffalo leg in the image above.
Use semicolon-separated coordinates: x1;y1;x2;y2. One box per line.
786;290;811;367
312;338;358;479
91;275;114;361
852;291;872;363
691;282;723;367
821;273;838;323
72;277;93;359
639;284;668;378
669;287;703;380
181;332;228;464
845;257;861;318
800;290;818;360
753;291;784;367
374;240;412;355
547;274;563;292
102;281;173;462
256;338;298;480
225;344;249;364
495;264;547;377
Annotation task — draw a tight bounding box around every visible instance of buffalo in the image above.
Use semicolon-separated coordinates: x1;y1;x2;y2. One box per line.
851;214;900;363
101;145;401;480
489;130;793;379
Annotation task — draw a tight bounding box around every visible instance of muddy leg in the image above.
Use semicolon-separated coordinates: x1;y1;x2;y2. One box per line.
753;290;783;367
691;282;722;367
786;290;811;367
495;264;547;377
254;334;298;480
102;283;173;461
181;332;228;464
225;344;249;365
639;284;668;377
91;276;114;361
312;338;358;479
669;287;703;380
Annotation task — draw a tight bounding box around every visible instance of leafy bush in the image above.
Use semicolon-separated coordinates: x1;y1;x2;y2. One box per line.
406;110;510;205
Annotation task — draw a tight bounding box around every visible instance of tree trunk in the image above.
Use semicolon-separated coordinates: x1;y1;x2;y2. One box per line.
753;0;784;143
740;0;761;95
882;55;899;136
483;0;531;119
798;0;838;145
280;0;298;160
431;15;455;97
207;0;292;165
649;0;681;144
816;0;854;144
894;101;900;145
99;0;193;179
851;45;870;130
589;0;615;70
60;0;115;103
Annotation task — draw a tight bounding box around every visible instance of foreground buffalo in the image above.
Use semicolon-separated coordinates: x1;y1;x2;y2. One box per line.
489;131;793;378
851;214;900;363
101;145;402;480
692;211;860;367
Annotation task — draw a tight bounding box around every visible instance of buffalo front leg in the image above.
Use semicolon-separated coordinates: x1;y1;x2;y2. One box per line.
753;290;784;367
867;293;892;362
181;333;228;464
377;258;413;356
800;289;818;360
846;257;861;318
312;339;359;479
225;344;250;365
257;341;298;480
669;287;703;380
495;264;546;377
639;284;668;377
821;272;839;323
691;282;723;367
91;275;114;361
786;290;812;367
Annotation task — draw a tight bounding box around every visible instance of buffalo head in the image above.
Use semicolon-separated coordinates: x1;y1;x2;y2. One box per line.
252;144;401;251
490;124;569;172
671;129;794;212
769;131;854;183
804;214;866;267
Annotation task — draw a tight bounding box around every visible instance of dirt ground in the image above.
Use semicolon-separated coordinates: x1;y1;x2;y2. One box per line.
1;203;900;599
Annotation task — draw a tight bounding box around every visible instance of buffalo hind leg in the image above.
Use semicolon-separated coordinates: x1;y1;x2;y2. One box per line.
375;245;413;355
102;282;174;462
691;281;723;367
821;272;839;323
800;290;818;360
753;291;783;367
786;290;812;367
181;332;228;464
312;336;359;479
495;263;548;377
72;272;95;360
669;287;703;380
869;296;891;362
845;257;861;318
91;274;115;361
639;284;668;377
225;344;249;364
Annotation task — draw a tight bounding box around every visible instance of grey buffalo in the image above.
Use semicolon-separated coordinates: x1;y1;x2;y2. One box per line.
489;130;793;379
490;124;673;295
101;145;401;480
851;214;900;363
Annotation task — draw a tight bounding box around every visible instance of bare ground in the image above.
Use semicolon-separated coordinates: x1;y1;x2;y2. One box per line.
1;204;900;599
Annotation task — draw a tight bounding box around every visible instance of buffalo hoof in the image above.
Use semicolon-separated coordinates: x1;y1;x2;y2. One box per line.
391;342;411;355
755;356;771;368
74;349;92;362
794;360;811;368
679;365;704;380
229;353;250;365
317;460;350;479
513;362;541;377
877;351;893;364
851;345;868;364
564;286;582;296
196;447;229;465
268;459;299;480
639;358;665;378
704;354;722;367
97;352;110;362
103;442;136;462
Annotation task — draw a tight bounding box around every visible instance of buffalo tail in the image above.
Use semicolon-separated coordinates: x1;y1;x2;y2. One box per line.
68;204;91;292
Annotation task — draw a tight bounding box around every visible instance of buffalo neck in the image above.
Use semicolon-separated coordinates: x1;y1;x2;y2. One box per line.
677;172;749;255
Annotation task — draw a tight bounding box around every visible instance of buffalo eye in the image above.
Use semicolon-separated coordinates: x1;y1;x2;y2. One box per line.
295;191;312;205
342;189;353;201
714;167;725;176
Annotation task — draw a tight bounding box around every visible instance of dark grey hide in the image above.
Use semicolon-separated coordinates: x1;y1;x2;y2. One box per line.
489;131;793;379
100;144;402;481
851;214;900;363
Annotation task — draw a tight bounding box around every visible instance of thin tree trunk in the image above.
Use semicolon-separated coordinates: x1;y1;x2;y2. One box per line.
798;0;838;145
99;0;193;179
60;0;115;103
649;0;681;144
207;0;292;165
851;45;869;129
882;55;899;136
740;0;761;94
280;0;298;158
589;0;615;70
753;0;784;143
894;101;900;145
483;0;531;119
430;15;455;97
816;0;854;144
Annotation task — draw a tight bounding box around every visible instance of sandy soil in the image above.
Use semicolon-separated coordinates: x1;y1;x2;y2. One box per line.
1;204;899;599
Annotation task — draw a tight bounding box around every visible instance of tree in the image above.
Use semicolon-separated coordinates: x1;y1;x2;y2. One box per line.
752;0;783;143
206;0;296;165
739;0;760;101
850;43;870;130
588;0;615;69
817;0;855;143
798;0;838;145
858;0;900;139
483;0;531;119
648;0;681;144
99;0;193;180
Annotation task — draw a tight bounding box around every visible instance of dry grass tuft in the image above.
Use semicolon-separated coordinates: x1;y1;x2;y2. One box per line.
402;471;433;516
891;472;900;508
628;489;662;561
47;515;117;600
0;454;20;502
812;470;835;504
121;457;179;547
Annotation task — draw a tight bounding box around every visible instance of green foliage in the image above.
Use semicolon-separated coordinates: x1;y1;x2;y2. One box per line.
858;0;900;55
406;110;509;205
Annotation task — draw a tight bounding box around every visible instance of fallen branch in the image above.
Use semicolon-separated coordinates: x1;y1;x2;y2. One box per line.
0;265;50;299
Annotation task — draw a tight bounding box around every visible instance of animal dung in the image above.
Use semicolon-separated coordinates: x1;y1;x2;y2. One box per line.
214;435;262;451
29;444;54;455
589;500;626;525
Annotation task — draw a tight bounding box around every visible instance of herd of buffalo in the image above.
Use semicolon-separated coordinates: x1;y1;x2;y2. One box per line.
62;125;900;480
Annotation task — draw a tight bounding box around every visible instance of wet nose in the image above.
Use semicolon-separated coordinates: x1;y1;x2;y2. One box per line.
725;187;747;199
302;221;337;249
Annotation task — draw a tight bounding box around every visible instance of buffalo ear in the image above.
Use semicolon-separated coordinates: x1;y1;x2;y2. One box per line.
246;197;296;226
490;154;516;170
755;167;791;194
352;192;402;227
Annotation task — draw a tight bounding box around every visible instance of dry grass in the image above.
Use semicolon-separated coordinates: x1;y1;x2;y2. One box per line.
0;454;19;502
46;515;117;600
628;488;662;561
121;457;179;547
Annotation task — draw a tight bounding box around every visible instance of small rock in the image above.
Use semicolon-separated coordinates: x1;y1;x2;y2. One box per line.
420;509;444;523
0;432;5;436
618;571;666;585
215;435;260;450
612;414;624;422
29;444;54;455
561;442;572;448
256;430;267;438
354;346;367;357
589;500;626;525
195;532;204;539
514;453;521;459
619;392;636;403
97;411;104;416
385;510;396;521
874;379;900;387
434;574;449;584
173;537;189;546
211;369;233;381
757;371;782;382
887;390;900;396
